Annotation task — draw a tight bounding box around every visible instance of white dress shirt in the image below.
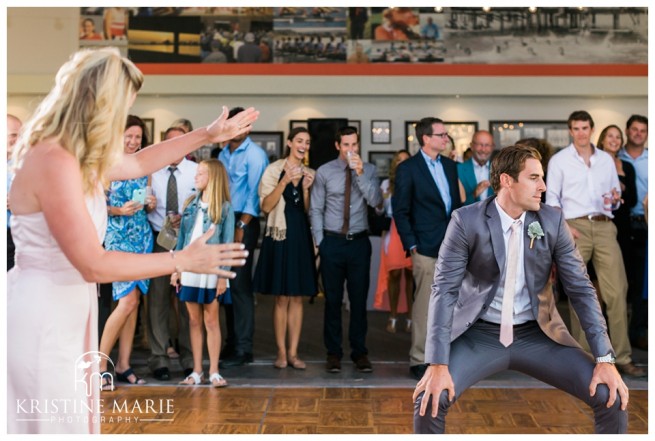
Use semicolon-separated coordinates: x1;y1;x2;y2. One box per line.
147;158;198;232
546;144;621;219
480;200;535;325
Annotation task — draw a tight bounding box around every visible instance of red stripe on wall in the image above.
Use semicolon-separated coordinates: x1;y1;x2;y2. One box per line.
135;63;647;76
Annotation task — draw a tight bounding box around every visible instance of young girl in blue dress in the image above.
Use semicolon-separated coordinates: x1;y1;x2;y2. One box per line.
171;159;234;387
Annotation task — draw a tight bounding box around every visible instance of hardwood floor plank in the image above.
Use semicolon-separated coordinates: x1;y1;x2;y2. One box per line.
268;397;320;412
262;424;317;434
264;412;320;424
318;410;373;427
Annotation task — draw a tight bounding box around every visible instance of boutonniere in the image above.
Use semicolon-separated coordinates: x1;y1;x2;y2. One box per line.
527;221;544;249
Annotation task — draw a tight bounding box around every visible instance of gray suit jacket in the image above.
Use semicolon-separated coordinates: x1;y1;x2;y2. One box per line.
425;197;614;365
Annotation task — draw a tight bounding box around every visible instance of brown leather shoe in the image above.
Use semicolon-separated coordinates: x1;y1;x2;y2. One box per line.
326;354;341;373
353;354;373;373
616;362;646;377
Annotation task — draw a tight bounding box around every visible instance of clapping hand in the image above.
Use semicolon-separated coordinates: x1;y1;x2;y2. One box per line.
302;169;314;190
283;164;303;184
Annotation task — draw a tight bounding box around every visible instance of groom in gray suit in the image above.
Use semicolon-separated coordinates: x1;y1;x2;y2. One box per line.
413;145;628;434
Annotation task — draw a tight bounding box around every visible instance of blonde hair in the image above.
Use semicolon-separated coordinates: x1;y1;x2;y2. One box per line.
184;159;231;224
13;47;143;194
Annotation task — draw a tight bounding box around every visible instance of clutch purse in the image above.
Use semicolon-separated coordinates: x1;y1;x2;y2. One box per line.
156;216;178;250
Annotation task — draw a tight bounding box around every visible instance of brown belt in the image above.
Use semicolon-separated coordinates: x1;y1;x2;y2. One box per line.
574;214;611;222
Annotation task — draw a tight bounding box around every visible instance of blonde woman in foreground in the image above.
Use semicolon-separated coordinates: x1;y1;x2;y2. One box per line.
7;47;257;434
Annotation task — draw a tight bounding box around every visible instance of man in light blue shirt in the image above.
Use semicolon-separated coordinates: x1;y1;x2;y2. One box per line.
393;117;461;380
617;114;648;349
7;114;21;271
218;106;268;367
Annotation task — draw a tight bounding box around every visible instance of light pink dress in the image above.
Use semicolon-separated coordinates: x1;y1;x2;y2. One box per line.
7;188;107;434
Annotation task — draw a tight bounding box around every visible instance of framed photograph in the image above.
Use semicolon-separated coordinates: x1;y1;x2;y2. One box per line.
141;118;155;143
289;120;308;133
404;120;420;155
444;121;478;160
489;120;571;150
250;131;284;161
371;120;391;144
348;120;361;134
368;151;395;180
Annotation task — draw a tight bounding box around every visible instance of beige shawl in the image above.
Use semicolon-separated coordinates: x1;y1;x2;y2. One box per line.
259;158;315;241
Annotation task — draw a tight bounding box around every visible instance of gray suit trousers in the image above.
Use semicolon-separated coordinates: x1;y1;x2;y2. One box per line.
414;321;627;434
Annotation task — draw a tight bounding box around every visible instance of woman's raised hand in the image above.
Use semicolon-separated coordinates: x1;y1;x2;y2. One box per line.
205;106;260;144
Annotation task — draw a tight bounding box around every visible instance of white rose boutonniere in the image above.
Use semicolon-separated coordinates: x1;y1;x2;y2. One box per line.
527;221;544;249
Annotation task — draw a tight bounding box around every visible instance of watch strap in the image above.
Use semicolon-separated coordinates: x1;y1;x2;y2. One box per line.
595;353;616;364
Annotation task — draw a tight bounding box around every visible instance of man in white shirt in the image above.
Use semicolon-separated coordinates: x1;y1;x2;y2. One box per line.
457;130;494;205
546;110;643;377
146;126;199;381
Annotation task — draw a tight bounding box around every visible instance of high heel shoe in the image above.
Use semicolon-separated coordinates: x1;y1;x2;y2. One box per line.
386;317;397;333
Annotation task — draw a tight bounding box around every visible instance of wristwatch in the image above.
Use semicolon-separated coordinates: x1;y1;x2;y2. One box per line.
236;220;248;230
595;353;616;364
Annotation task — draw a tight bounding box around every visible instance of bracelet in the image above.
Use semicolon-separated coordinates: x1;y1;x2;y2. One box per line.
169;250;183;273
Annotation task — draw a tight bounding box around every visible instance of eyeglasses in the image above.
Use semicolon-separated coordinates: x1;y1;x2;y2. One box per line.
430;132;449;139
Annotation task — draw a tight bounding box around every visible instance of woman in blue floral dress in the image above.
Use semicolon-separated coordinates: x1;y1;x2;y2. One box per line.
98;115;156;386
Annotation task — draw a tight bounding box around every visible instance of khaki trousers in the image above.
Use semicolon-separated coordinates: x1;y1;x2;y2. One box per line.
409;252;437;366
566;218;631;365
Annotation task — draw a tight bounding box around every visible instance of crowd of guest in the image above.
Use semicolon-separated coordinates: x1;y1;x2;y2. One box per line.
7;109;648;389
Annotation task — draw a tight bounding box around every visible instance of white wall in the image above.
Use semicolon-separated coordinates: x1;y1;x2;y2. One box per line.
8;93;647;159
7;7;648;158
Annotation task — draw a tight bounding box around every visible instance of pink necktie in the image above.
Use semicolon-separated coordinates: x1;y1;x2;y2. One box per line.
500;220;521;347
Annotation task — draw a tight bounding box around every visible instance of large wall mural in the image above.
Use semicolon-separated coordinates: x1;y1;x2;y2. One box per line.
79;7;648;65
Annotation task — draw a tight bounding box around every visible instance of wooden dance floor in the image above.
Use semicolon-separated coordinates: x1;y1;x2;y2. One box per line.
100;386;647;434
99;295;648;434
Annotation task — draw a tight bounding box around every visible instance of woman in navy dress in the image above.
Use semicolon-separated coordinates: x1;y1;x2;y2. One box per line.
254;127;318;369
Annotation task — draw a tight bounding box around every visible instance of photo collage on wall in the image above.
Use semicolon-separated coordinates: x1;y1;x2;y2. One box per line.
79;7;647;65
